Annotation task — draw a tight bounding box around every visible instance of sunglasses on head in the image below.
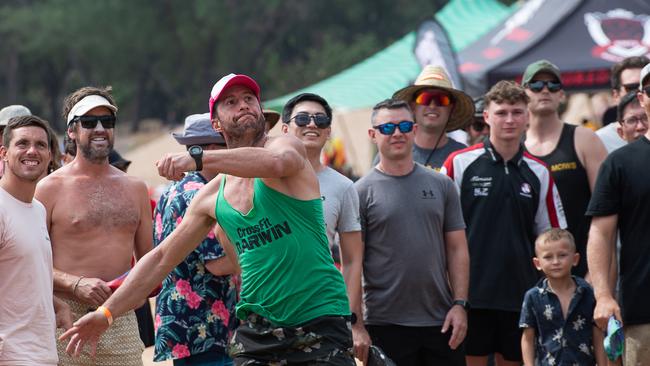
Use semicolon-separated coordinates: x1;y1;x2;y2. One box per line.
290;113;331;128
622;83;640;93
73;115;116;129
373;121;414;135
527;80;562;93
414;90;452;107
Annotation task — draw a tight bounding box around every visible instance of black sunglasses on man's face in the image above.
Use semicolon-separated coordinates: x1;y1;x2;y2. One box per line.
621;83;640;94
527;80;562;93
73;115;116;129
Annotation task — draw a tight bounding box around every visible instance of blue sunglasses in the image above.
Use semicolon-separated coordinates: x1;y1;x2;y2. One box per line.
373;121;414;135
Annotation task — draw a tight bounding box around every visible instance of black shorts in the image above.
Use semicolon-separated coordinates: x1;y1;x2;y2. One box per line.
465;309;522;362
366;324;465;366
229;313;355;365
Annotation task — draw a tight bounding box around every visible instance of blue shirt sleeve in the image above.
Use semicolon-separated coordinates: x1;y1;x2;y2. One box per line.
519;288;538;329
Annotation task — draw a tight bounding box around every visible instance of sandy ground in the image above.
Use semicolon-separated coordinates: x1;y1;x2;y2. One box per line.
142;346;171;365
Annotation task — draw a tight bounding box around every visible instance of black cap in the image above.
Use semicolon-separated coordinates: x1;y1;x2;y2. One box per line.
109;149;131;172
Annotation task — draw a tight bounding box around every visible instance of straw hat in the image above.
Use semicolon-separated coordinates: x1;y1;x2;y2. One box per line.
393;65;474;131
263;109;280;130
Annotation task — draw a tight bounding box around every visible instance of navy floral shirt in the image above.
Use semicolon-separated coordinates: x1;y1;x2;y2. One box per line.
153;173;237;361
519;276;596;366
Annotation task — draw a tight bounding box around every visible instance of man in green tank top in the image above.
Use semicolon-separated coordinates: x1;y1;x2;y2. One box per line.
61;74;356;365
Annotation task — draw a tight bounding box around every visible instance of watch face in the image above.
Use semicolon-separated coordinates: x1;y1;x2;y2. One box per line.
189;146;202;155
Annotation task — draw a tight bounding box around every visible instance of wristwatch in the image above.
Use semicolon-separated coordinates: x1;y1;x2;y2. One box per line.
453;299;470;311
188;145;203;171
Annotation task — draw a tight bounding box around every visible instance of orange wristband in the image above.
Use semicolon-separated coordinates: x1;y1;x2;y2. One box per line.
96;306;113;326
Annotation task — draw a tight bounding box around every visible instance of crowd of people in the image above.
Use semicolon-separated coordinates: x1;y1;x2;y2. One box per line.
1;54;649;366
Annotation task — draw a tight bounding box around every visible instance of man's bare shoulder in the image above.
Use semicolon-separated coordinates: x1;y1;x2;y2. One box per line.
265;134;306;154
36;165;74;197
574;125;607;155
574;124;602;143
116;169;149;194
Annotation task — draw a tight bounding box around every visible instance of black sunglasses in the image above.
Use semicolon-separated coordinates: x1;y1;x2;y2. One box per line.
73;115;116;129
373;121;414;135
622;83;640;93
290;113;331;128
527;80;562;93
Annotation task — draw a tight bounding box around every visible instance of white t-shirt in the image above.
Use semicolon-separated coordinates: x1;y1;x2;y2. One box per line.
0;187;57;365
596;123;626;153
317;167;361;258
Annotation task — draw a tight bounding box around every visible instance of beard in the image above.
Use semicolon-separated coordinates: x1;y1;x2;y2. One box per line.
222;113;266;147
78;137;113;164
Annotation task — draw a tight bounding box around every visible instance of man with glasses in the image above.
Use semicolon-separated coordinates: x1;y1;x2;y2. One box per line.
597;56;650;153
35;86;152;365
280;93;370;363
391;65;474;170
464;97;489;146
587;62;650;366
615;91;648;144
442;81;565;366
355;98;470;365
523;60;607;279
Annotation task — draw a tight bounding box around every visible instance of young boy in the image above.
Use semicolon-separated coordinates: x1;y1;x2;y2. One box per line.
520;228;606;366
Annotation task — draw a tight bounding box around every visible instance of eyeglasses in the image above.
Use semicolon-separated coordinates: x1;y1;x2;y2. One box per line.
621;83;640;93
289;113;331;128
621;114;648;126
73;115;116;129
373;121;414;135
527;80;562;93
414;91;452;107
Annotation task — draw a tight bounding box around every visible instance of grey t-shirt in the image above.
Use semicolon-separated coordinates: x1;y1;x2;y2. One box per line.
317;167;361;261
355;164;466;326
371;137;466;171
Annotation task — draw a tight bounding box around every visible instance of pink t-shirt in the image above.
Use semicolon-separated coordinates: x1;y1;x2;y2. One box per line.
0;187;57;365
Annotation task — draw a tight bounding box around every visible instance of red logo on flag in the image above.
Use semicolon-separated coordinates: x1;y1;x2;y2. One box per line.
585;9;650;62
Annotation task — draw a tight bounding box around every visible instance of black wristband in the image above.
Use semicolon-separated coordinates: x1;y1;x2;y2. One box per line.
452;299;470;310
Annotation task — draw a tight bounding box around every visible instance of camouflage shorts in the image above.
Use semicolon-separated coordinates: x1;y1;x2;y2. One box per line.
228;313;355;365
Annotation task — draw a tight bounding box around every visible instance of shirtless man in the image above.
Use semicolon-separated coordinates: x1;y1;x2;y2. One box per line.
61;74;355;365
36;86;152;365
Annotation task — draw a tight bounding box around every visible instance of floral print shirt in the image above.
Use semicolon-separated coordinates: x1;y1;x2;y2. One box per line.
153;173;237;361
519;276;596;366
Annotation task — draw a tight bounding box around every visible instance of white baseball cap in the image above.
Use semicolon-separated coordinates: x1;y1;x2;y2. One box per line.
66;95;117;126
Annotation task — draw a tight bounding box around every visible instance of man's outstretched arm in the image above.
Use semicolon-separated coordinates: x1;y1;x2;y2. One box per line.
157;135;306;180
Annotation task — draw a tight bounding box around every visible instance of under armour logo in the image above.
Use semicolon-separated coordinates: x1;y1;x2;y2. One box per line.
422;190;436;199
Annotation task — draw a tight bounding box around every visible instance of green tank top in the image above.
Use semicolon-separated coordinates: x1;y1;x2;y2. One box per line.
215;177;350;326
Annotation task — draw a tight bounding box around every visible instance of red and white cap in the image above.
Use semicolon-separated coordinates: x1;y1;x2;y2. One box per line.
208;73;260;118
